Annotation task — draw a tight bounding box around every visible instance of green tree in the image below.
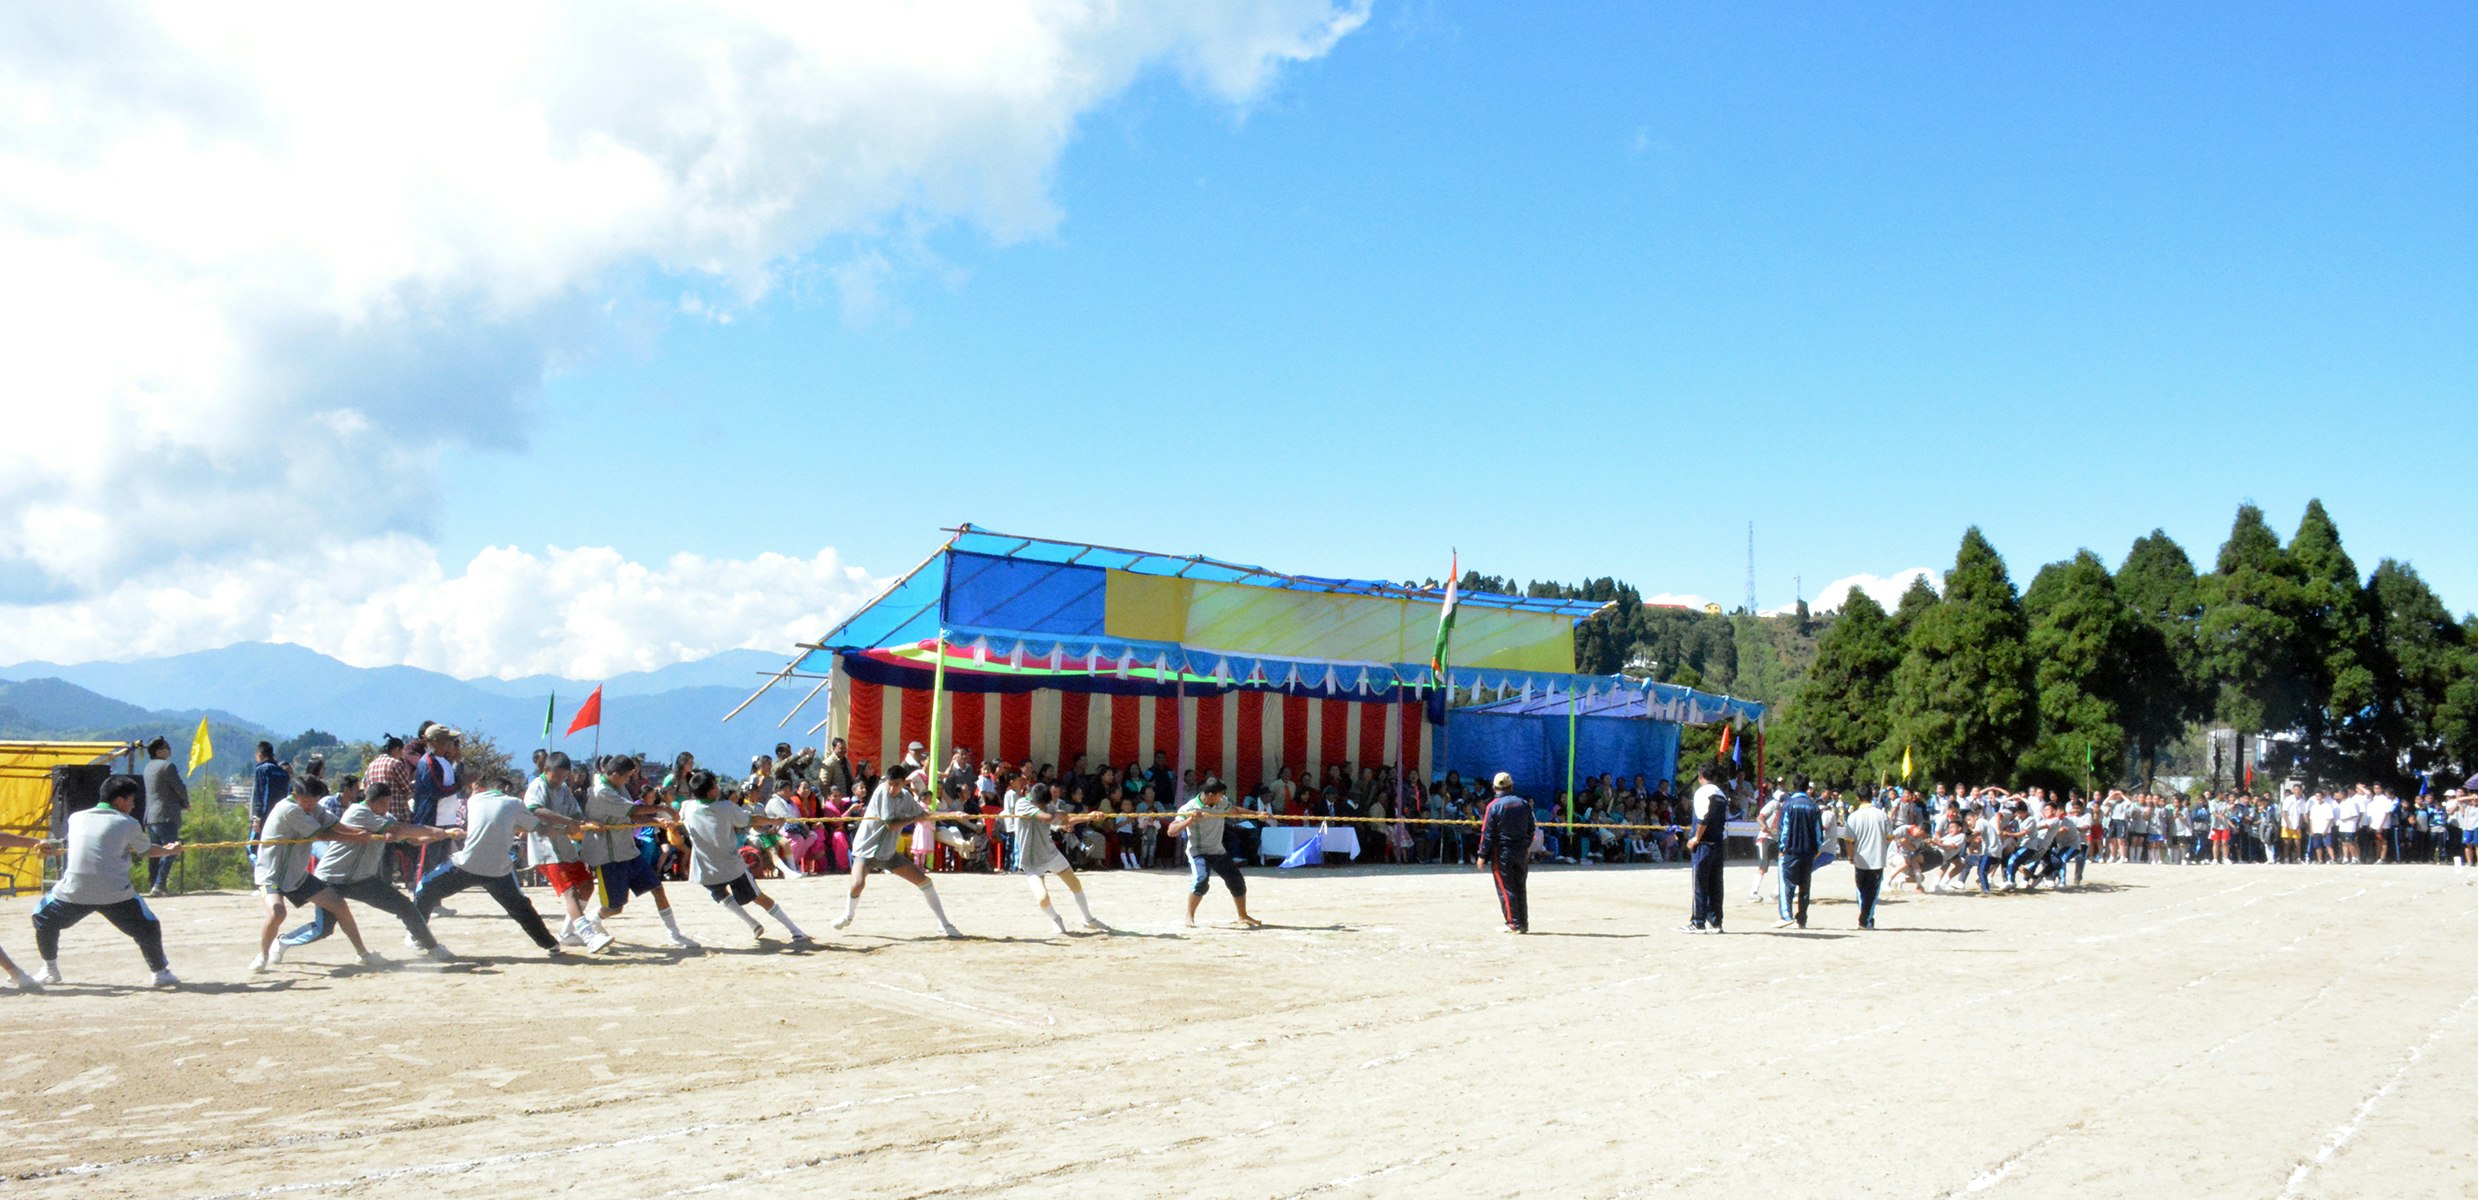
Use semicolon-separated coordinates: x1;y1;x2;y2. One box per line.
1776;590;1901;787
1886;528;2039;784
2115;530;2207;787
2197;504;2311;786
2368;560;2470;783
2289;501;2398;786
2018;551;2139;792
1892;575;1940;635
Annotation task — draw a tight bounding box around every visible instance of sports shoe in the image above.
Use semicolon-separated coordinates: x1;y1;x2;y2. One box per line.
937;924;964;939
1081;919;1113;933
403;933;426;950
829;914;854;931
359;950;390;968
581;926;616;954
1676;924;1706;934
424;944;456;962
666;933;701;950
546;944;567;958
248;953;272;974
1773;919;1796;930
557;930;586;948
266;941;287;966
32;962;62;986
789;932;815;946
149;969;179;988
8;969;41;991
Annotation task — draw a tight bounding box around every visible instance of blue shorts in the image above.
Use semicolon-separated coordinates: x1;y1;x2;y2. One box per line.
2461;830;2478;847
597;856;661;909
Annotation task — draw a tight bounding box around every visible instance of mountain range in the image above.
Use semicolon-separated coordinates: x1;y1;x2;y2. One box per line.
0;642;818;770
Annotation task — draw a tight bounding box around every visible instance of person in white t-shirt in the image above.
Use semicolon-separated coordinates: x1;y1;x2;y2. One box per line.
2332;791;2362;863
2364;789;2398;862
1004;780;1110;934
413;774;587;956
677;769;811;947
2454;793;2478;867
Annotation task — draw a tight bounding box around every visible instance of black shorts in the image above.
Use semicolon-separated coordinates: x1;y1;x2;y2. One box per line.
705;875;759;905
272;878;332;907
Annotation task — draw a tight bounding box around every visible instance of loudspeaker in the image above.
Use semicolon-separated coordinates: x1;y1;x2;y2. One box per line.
50;764;112;814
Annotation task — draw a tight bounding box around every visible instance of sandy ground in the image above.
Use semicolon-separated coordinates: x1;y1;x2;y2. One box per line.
2;858;2475;1199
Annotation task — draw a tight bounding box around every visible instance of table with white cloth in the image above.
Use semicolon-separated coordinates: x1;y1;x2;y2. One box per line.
1255;824;1363;862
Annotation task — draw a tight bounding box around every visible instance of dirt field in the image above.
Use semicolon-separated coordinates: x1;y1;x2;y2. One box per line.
2;859;2474;1199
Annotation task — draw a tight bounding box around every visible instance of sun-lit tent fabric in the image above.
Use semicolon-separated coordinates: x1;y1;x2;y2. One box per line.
0;741;130;894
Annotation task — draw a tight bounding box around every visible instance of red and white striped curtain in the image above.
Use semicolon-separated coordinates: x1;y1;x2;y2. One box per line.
829;664;1429;791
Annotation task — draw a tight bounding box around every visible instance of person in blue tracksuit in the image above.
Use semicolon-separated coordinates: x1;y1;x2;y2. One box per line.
1478;772;1536;933
1774;779;1821;930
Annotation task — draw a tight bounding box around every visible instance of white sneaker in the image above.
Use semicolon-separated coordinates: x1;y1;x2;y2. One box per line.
666;933;700;950
1773;919;1796;930
150;968;180;988
424;944;455;962
789;932;814;946
266;941;287;966
829;914;853;931
248;954;271;974
558;931;586;947
359;950;390;968
1082;919;1113;933
403;933;426;950
32;963;61;986
581;926;616;954
8;969;40;991
546;944;567;958
938;924;964;939
749;926;769;945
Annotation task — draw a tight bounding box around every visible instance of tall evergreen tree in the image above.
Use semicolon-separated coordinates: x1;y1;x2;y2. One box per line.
1886;529;2038;783
2368;560;2469;784
1892;575;1941;635
2018;551;2140;791
1776;590;1901;787
2197;504;2311;785
2115;530;2206;786
2289;501;2397;786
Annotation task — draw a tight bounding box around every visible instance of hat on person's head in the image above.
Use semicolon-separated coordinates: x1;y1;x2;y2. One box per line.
1491;771;1515;791
907;741;925;752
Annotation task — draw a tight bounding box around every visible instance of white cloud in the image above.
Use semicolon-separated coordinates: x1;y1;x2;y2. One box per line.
1806;568;1938;614
0;0;1366;664
0;537;877;680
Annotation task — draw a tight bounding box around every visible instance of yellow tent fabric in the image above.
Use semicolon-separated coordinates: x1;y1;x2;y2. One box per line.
0;741;131;895
1105;575;1576;673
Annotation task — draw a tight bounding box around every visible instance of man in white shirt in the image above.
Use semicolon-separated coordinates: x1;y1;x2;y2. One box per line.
2365;789;2398;862
1681;767;1730;933
2333;790;2364;863
1844;799;1890;930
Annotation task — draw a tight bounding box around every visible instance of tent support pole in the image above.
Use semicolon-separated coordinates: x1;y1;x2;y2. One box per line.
1565;686;1578;849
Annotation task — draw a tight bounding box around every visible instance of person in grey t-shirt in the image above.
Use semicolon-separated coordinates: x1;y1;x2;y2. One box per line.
140;737;188;897
676;768;811;946
28;775;185;987
250;778;381;975
280;779;459;959
830;764;965;938
1168;780;1259;929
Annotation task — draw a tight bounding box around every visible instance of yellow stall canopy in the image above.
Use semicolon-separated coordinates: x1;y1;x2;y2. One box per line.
0;741;132;894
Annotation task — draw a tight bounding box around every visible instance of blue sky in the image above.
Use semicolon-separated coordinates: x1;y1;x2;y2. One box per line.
442;3;2476;615
7;3;2471;677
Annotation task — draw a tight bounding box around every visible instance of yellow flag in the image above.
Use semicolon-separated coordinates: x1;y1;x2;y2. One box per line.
1900;745;1913;781
187;716;213;776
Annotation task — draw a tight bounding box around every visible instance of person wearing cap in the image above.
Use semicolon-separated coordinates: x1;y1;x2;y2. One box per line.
140;736;188;897
1477;772;1535;934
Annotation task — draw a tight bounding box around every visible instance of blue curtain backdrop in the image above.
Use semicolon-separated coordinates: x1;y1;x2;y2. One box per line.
1442;711;1681;797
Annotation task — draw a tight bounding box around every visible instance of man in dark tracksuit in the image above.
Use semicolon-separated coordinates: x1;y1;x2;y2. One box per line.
1775;779;1822;930
1478;772;1536;933
1683;766;1728;933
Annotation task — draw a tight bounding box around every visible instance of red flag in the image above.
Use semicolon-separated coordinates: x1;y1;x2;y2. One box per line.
565;685;603;737
1715;724;1733;761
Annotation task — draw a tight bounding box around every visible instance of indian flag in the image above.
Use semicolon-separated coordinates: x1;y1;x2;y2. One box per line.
1429;551;1459;683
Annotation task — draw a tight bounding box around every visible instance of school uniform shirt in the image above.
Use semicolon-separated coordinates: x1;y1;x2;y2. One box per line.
2334;798;2362;834
851;782;928;862
54;805;153;905
582;781;641;867
681;798;753;887
524;777;586;865
254;802;332;892
1176;796;1235;857
1844;804;1890;870
450;790;539;878
312;802;399;885
1005;791;1073;875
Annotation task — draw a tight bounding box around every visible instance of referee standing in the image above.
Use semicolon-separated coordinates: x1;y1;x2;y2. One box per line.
1478;772;1535;934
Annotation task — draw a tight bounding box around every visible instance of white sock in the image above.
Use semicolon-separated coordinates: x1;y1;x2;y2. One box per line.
766;903;806;937
722;899;764;933
657;906;684;937
916;881;953;928
1069;890;1097;923
840;894;859;925
1042;900;1068;932
557;916;577;938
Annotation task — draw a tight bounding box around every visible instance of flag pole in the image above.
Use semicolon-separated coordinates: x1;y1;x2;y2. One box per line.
592;682;603;767
1564;683;1578;849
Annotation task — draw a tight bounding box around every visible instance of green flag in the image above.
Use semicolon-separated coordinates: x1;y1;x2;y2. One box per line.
1429;551;1459;682
543;691;556;741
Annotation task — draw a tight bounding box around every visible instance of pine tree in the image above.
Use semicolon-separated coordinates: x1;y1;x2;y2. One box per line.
2018;551;2139;792
1892;575;1940;635
2115;530;2206;787
1886;528;2038;784
2288;501;2398;786
2368;560;2468;785
1776;590;1901;787
2197;504;2311;786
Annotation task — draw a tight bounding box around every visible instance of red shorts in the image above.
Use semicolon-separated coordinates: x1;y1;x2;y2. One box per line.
2209;830;2230;843
543;861;595;897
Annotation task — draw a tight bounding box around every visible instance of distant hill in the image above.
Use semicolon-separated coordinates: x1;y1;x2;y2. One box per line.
0;677;271;763
0;642;814;767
